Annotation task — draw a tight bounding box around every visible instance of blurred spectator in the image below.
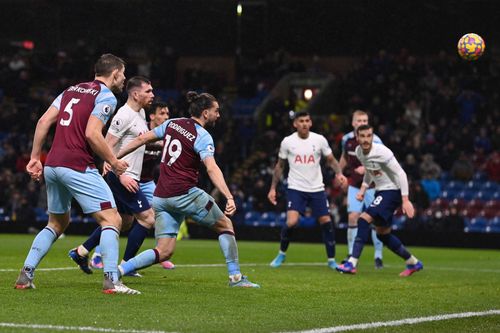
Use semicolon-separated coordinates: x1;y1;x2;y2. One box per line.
485;151;500;182
450;152;474;181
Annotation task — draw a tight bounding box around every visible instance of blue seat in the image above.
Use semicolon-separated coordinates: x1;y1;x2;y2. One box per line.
244;211;261;226
465;217;488;233
465;181;482;191
444;181;466;191
392;215;406;230
441;190;460;200
473;172;487;181
299;216;316;228
34;207;48;222
457;190;475;201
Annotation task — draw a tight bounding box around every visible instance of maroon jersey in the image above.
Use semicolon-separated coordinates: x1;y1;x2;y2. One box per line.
45;80;116;172
154;118;215;198
140;123;162;183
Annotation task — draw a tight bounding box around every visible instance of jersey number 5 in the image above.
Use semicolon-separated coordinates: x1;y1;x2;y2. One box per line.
60;98;80;126
161;134;182;166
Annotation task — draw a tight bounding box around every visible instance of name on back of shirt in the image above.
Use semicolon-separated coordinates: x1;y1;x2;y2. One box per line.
67;85;99;96
168;122;195;141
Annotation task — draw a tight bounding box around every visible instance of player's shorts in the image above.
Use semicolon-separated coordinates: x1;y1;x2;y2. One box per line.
153;187;224;238
286;188;329;218
44;166;116;214
364;190;402;227
347;186;375;213
105;172;151;215
139;180;156;206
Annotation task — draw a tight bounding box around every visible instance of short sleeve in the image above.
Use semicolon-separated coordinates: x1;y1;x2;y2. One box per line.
278;138;288;160
51;93;64;110
107;109;131;138
194;130;215;160
320;135;332;156
153;119;171;139
91;90;117;124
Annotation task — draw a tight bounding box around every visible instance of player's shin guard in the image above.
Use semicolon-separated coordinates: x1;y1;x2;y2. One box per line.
100;226;120;283
82;226;102;253
123;222;149;261
24;227;58;272
376;233;411;260
347;226;357;256
121;249;158;275
371;229;383;259
218;231;240;276
280;225;294;252
320;222;336;259
352;218;370;260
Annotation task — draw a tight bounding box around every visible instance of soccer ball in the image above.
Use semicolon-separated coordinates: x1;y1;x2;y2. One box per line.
457;33;485;61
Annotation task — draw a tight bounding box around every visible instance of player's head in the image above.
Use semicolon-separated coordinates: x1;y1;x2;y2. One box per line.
293;110;312;138
351;110;369;130
186;91;219;127
94;54;126;93
126;76;154;108
149;102;170;128
356;124;374;152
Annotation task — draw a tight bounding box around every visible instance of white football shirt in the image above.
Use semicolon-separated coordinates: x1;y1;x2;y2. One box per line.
107;103;148;181
355;143;409;195
279;131;332;192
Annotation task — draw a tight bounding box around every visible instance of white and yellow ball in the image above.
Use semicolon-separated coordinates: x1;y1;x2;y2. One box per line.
457;33;485;61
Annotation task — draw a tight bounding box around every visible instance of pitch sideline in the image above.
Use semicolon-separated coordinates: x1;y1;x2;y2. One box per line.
277;309;500;333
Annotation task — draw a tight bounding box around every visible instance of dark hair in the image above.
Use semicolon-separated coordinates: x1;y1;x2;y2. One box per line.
186;91;217;117
148;102;169;118
294;110;310;119
126;76;151;93
356;124;373;134
94;53;125;77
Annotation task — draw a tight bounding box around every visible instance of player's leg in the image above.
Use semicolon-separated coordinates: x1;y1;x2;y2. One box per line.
140;180;176;269
15;166;72;289
270;189;303;267
312;191;337;269
210;210;260;288
68;167;139;294
69;226;102;273
364;188;383;268
15;213;70;289
346;186;363;259
374;225;423;277
337;211;373;274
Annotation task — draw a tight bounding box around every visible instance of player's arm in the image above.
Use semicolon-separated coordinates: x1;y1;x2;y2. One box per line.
356;170;372;201
26;105;60;181
116;130;160;159
202;156;236;216
383;157;414;218
86;115;128;175
326;154;347;185
268;158;286;206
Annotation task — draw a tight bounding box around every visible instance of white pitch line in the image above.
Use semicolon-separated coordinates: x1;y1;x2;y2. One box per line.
0;322;176;333
277;309;500;333
1;263;500;273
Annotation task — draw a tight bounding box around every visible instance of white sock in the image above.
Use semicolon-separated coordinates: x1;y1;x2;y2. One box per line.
77;245;89;257
406;255;418;265
348;257;358;267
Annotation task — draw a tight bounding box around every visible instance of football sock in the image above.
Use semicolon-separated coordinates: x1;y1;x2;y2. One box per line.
352;218;370;260
81;226;102;253
218;232;240;276
100;226;120;283
24;226;58;272
280;225;294;252
377;233;411;261
121;249;158;275
371;229;383;259
123;222;150;261
320;222;336;259
406;255;418;265
347;226;357;257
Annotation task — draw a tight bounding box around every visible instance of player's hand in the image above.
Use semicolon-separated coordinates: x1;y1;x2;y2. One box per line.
402;199;415;219
119;174;139;193
336;173;347;186
26;159;43;181
224;198;236;216
267;189;277;206
355;191;365;201
102;162;112;176
354;166;365;175
112;159;129;176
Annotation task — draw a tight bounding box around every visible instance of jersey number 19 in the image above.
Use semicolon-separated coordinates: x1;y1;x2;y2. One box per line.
161;134;182;166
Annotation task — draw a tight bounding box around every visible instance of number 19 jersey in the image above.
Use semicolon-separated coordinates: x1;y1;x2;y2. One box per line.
153;118;215;198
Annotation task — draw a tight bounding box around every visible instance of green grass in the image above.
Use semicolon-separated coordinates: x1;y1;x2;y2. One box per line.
1;234;500;332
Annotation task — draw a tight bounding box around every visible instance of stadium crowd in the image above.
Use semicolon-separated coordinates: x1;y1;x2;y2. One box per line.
0;44;498;232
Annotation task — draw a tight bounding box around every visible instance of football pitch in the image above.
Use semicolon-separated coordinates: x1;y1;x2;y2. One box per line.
0;234;499;333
